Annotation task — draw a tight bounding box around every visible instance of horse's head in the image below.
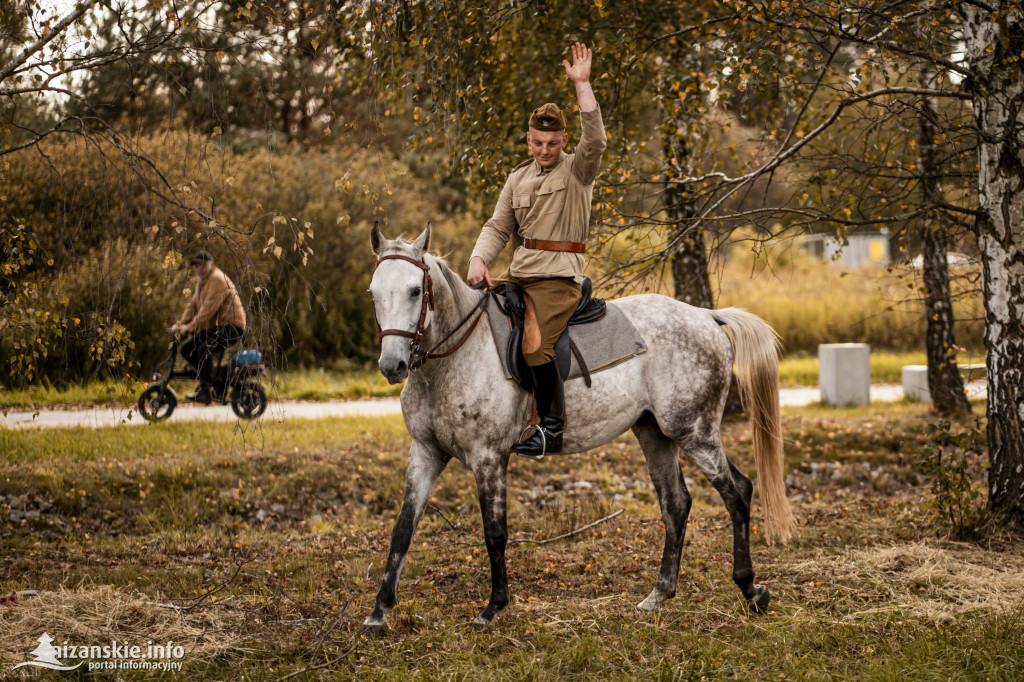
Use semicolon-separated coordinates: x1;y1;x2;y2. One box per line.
369;222;433;384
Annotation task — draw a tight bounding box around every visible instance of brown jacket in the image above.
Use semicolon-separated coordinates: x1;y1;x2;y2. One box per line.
471;106;607;283
178;267;246;333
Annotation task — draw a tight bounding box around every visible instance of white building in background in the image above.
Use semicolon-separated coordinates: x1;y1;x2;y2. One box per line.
801;229;976;269
803;229;891;267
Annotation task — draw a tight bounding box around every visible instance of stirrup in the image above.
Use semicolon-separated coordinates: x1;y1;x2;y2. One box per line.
512;425;547;461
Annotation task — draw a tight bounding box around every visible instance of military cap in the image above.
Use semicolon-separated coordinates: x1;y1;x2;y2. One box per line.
529;103;566;131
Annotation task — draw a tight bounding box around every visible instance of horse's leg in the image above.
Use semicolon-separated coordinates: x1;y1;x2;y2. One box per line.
363;441;448;634
684;437;770;614
633;412;692;611
471;455;510;626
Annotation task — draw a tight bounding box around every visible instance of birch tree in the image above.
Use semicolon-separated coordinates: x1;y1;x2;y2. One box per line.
960;2;1024;518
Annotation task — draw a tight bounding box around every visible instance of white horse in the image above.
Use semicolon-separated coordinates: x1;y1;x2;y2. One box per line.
364;224;792;632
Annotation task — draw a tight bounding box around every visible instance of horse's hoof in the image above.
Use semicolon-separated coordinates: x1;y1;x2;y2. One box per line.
636;588;673;612
636;596;660;612
472;607;502;629
472;615;494;629
747;584;770;614
362;616;388;637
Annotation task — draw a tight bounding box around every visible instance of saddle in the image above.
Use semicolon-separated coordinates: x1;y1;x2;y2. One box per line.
492;277;607;392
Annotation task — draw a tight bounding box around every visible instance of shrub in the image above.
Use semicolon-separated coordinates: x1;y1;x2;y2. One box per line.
1;237;191;386
1;128;483;383
920;419;990;541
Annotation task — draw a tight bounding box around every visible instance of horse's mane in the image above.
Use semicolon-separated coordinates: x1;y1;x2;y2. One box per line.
426;252;483;316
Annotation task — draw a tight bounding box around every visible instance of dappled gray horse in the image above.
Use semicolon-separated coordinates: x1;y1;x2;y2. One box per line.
364;224;793;632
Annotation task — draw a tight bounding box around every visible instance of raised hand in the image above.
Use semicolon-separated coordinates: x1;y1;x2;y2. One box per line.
561;42;592;84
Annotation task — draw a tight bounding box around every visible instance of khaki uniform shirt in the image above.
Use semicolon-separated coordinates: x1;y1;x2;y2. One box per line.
471;106;607;283
178;267;247;333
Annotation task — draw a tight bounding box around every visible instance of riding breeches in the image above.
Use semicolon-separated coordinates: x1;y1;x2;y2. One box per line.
495;271;581;366
181;324;244;384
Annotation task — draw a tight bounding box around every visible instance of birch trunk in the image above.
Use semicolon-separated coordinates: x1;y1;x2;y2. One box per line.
917;68;971;417
664;131;713;309
962;4;1024;518
671;225;713;309
664;131;743;415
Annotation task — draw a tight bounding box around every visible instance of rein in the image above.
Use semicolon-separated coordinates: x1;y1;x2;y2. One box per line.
374;254;488;371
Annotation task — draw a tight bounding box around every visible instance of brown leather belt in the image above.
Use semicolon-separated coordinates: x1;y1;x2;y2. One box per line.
523;238;585;253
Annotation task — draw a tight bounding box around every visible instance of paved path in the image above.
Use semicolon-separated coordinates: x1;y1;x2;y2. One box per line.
0;381;987;430
1;399;404;430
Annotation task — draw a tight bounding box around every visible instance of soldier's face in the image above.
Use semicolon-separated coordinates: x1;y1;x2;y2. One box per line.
528;128;568;168
191;261;214;278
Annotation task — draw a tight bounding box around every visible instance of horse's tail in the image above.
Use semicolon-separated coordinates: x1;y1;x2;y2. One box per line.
712;307;793;543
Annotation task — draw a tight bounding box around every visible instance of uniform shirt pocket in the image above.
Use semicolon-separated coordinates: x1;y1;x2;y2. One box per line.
536;176;568;217
512;193;532;209
538;176;567;197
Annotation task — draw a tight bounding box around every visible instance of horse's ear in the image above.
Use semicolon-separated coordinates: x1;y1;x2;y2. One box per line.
411;222;431;258
370;221;384;255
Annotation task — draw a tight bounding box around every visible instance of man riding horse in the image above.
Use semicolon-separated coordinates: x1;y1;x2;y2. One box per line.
365;42;790;634
467;41;606;459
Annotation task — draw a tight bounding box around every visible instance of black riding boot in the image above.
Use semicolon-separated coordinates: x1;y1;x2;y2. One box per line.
187;382;212;404
188;360;214;404
512;360;565;460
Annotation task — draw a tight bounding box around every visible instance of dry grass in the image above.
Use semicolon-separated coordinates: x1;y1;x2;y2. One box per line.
852;542;1024;618
716;250;985;354
779;541;1024;624
0;584;245;672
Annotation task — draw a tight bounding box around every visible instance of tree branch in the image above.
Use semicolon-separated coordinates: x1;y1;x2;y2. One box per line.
0;1;97;84
936;201;985;217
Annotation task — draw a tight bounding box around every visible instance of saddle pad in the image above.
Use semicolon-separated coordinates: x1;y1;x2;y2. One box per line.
485;295;648;382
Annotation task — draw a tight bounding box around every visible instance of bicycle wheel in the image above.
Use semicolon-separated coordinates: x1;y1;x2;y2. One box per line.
231;381;267;419
137;384;177;422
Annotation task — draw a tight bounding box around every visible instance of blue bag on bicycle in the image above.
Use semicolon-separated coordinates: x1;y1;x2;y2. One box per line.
232;349;263;366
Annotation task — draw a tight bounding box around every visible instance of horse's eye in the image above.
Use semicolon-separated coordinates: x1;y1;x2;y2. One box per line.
410;287;422;298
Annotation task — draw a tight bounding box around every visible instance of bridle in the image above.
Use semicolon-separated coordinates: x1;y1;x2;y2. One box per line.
374;254;488;371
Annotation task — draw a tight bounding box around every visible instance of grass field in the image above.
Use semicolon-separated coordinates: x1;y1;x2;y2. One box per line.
1;404;1020;679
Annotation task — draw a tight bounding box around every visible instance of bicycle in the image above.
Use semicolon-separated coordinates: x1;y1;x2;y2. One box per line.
137;333;268;421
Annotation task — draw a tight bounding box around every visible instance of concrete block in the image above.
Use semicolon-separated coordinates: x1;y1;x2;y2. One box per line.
902;365;930;402
819;343;870;406
902;363;987;403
